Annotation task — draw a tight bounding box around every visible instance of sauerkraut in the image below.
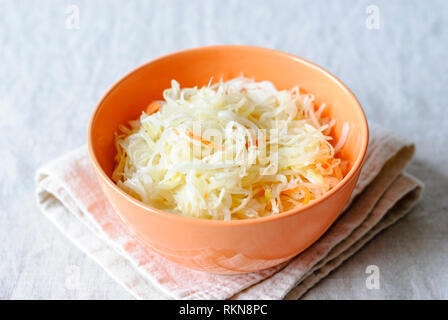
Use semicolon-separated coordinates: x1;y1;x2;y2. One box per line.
112;77;348;220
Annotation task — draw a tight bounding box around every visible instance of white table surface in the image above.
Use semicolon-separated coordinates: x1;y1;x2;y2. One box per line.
1;0;447;299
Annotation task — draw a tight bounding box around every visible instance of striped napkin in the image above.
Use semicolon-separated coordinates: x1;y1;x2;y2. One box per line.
36;123;423;299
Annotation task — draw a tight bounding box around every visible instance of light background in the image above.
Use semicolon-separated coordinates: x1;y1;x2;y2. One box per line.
0;0;447;299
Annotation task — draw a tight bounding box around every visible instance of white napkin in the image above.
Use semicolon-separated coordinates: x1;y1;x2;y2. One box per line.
35;124;423;299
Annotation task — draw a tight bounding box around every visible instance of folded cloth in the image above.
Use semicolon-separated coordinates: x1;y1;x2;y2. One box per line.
35;123;423;300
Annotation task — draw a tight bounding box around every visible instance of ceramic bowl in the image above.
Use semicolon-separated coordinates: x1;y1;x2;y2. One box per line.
88;45;368;274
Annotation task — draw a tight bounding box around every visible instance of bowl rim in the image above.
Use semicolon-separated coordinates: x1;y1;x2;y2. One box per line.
87;45;369;226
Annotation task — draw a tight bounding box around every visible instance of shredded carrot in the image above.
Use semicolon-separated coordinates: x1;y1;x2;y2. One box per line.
146;101;161;114
245;137;258;149
321;162;330;170
334;165;343;180
281;186;311;205
253;186;265;197
301;186;311;204
187;132;212;145
173;130;225;151
281;187;299;194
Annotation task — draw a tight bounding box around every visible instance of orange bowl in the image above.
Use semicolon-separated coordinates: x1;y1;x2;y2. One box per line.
87;45;368;274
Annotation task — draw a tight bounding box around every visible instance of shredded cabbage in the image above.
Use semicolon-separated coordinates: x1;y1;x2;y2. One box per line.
112;77;347;220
